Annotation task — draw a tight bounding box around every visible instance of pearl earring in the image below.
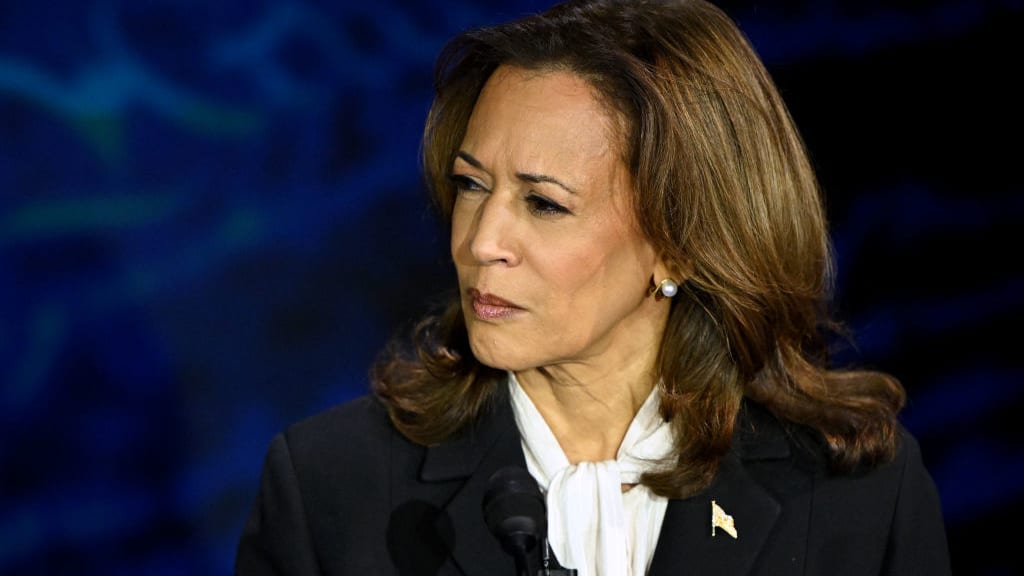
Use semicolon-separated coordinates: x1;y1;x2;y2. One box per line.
651;278;679;300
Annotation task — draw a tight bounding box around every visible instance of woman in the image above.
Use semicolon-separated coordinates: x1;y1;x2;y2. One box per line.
236;1;951;574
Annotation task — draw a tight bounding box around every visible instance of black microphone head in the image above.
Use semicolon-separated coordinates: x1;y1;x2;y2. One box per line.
483;466;546;558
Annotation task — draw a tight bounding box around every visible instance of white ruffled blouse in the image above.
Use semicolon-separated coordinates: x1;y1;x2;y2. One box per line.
507;372;677;576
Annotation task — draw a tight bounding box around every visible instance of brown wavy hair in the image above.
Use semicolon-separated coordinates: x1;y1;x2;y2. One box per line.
371;0;905;497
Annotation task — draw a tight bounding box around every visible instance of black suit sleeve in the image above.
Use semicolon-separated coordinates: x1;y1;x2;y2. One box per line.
236;433;322;576
882;431;952;575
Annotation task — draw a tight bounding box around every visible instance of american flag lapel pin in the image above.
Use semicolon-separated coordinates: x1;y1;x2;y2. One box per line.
711;500;738;539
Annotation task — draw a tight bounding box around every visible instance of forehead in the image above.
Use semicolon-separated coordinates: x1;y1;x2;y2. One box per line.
460;65;621;163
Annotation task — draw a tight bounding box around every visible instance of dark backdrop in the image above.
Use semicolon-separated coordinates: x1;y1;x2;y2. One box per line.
2;1;1020;574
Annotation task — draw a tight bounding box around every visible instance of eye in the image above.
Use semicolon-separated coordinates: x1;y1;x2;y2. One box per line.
448;174;487;195
525;193;571;216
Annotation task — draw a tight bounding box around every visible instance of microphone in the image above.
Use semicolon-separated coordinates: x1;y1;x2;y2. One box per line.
483;466;546;576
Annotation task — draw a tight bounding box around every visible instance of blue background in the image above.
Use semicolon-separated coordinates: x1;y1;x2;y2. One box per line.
2;0;1021;574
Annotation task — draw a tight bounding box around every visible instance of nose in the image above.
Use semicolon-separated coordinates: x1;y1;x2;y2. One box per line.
459;194;521;267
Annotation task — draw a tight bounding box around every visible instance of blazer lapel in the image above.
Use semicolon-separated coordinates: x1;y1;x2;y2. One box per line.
419;390;530;575
648;452;781;576
648;402;790;576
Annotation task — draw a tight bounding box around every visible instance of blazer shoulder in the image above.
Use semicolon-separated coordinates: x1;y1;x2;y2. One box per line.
800;418;950;574
242;396;407;573
287;393;390;437
737;398;929;480
280;393;395;462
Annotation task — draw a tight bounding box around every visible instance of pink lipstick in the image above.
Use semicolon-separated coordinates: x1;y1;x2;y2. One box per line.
468;289;524;320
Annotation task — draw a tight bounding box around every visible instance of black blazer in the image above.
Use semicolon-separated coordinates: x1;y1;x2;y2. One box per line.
235;391;951;575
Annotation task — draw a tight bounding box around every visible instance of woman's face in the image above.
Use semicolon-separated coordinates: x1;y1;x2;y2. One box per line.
450;65;669;373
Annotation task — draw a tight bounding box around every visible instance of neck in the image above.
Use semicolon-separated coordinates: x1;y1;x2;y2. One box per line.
514;346;660;463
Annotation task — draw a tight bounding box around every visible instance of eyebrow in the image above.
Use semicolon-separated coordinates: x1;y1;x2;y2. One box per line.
455;151;577;195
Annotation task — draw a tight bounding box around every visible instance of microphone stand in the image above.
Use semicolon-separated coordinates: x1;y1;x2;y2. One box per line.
483;466;577;576
539;539;577;576
505;531;533;576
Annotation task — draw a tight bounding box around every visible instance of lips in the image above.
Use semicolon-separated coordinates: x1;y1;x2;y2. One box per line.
468;289;524;320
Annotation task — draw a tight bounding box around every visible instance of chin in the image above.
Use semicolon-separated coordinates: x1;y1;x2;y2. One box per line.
468;346;514;371
467;335;527;372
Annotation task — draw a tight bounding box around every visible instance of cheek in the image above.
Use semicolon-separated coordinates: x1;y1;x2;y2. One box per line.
541;232;651;302
529;247;610;310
